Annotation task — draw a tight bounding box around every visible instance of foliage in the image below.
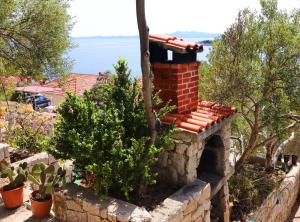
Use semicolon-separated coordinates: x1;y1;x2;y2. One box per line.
0;0;73;80
200;0;300;169
0;162;28;191
28;163;66;201
229;164;282;221
0;104;52;153
51;59;175;199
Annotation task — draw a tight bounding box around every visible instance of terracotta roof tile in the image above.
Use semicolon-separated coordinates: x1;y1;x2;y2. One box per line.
161;101;237;133
45;73;99;96
149;34;203;53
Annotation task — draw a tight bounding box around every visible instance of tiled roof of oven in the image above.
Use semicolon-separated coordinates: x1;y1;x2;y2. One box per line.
149;34;204;53
161;101;237;133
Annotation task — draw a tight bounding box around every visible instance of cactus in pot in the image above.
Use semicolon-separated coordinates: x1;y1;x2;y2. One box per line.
0;162;28;208
28;163;66;218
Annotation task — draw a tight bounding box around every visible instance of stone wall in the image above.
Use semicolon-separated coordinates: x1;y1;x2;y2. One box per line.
249;164;300;222
0;143;10;164
158;120;233;187
52;179;211;222
53;183;152;222
150;179;211;222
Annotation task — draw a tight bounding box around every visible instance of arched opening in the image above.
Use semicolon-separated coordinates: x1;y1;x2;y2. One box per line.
197;134;226;222
197;134;225;177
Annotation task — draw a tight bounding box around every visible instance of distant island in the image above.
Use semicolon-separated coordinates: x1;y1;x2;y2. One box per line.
71;31;220;40
167;31;220;39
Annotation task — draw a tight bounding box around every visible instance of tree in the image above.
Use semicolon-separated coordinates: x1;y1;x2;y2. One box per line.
200;0;300;170
136;0;157;146
0;0;73;80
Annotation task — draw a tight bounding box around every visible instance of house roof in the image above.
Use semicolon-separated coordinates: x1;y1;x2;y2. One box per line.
0;76;36;86
45;73;99;96
149;34;204;54
15;86;61;93
161;101;237;133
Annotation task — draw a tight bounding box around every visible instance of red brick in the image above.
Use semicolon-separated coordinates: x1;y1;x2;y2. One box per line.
177;83;187;90
191;76;199;81
183;72;191;78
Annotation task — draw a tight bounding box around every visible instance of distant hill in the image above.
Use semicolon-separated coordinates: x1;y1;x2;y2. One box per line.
167;31;220;39
71;31;220;40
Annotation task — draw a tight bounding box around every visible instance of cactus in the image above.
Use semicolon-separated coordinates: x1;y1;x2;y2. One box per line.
28;163;66;200
0;162;28;191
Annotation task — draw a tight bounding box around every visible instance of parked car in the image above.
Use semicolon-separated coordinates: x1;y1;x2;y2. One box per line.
26;95;51;110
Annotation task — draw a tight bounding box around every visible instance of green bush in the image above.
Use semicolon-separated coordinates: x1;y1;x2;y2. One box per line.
229;164;279;220
51;59;175;199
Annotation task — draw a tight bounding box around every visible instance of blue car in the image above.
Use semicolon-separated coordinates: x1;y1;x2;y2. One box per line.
27;95;51;110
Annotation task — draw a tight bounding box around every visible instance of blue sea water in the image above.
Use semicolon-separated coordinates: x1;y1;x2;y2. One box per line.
68;37;212;77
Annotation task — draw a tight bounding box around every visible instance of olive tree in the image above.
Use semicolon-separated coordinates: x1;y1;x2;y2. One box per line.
201;0;300;170
0;0;73;80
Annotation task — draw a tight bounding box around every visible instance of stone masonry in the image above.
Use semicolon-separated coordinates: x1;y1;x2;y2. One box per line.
150;179;211;222
53;183;152;222
53;179;211;222
249;164;300;222
156;117;234;222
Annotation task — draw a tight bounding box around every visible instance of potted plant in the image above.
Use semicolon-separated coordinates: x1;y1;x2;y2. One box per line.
28;163;66;218
0;162;28;209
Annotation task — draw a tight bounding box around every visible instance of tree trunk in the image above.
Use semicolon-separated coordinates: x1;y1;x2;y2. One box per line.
234;131;258;171
136;0;157;146
265;143;274;172
0;78;9;110
272;132;296;165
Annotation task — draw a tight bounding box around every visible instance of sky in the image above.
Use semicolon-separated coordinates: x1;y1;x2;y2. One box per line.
69;0;300;37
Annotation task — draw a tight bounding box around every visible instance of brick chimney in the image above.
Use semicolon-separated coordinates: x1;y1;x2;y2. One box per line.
149;34;203;114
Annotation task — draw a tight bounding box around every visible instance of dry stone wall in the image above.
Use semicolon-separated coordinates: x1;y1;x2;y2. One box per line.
53;183;152;222
249;164;300;222
158;122;233;187
52;179;211;222
150;179;211;222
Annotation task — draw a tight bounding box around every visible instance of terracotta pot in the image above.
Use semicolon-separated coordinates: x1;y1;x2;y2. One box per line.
0;183;24;209
30;191;53;218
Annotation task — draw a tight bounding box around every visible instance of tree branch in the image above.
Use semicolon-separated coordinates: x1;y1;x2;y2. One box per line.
136;0;157;146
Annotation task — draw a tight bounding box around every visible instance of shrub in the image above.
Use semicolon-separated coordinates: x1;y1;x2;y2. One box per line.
51;59;175;199
229;164;281;220
0;104;52;153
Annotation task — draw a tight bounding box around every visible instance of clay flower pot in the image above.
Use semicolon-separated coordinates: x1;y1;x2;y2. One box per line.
0;183;24;209
30;191;53;218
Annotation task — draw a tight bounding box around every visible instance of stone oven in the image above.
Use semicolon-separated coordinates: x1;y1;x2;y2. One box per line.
150;34;237;222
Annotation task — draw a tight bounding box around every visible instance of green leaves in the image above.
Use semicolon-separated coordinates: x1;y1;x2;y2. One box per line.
202;0;300;167
28;163;66;200
52;58;175;199
0;161;27;189
0;0;73;79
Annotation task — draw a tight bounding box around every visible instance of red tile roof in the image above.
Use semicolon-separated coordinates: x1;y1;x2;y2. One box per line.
16;86;62;93
161;101;237;133
45;73;99;96
149;34;203;53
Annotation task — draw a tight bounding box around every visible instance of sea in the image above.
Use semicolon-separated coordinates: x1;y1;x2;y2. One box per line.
68;37;212;77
